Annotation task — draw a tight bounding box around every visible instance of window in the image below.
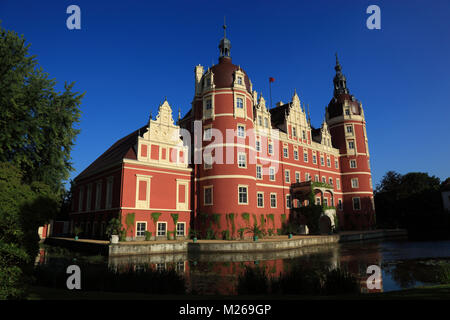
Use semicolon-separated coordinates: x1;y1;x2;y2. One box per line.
335;160;339;169
292;127;297;137
350;159;357;168
348;141;355;149
338;199;343;210
295;172;300;183
204;186;213;205
302;130;306;139
204;154;212;169
285;170;290;183
95;181;102;210
327;157;331;167
351;178;359;188
205;98;212;110
264;118;268;128
346;125;353;134
353;197;361;210
237;125;245;138
268;142;273;155
236;97;244;109
256;139;261;152
345;108;350;116
270;193;277;208
136;222;146;237
157;222;167;236
283;146;288;158
86;184;92;211
237;76;243;85
320;156;325;166
312;154;317;164
238;153;246;168
303;152;308;162
106;177;113;209
315;175;319;182
256;165;262;179
206;78;211;87
336;178;341;190
316;198;321;205
204;127;212;141
322;176;326;183
78;187;84;211
257;192;264;208
305;173;311;181
286;194;291;209
238;186;248;204
294;149;298;160
323;198;328;206
269;167;275;181
176;223;185;236
258;116;262;126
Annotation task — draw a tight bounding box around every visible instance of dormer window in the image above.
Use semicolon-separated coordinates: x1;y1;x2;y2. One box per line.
264;118;269;128
206;78;211;87
258;116;262;126
345;108;350;116
292;127;297;137
302;130;306;139
237;76;243;85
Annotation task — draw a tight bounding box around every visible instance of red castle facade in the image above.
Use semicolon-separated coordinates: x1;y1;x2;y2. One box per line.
69;28;375;240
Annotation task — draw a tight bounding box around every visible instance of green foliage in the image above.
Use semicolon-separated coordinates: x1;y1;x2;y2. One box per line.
245;224;265;238
105;218;123;237
151;212;162;224
267;214;275;227
222;230;230;240
73;226;82;237
252;213;257;226
238;228;245;240
241;212;250;224
281;214;286;224
206;228;216;240
0;163;58;299
268;229;274;237
0;24;83;193
212;214;221;228
171;213;179;239
298;205;323;234
189;229;198;239
375;171;447;239
125;213;135;237
260;215;265;230
228;213;236;238
144;231;152;241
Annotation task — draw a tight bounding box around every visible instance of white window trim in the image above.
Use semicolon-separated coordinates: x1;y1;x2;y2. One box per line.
135;174;152;209
257;192;264;208
351;178;359;188
270;192;277;208
136;221;147;237
350;159;357;168
176;222;186;236
157;221;167;236
269;167;275;181
285;169;290;183
237;123;246;138
238;184;249;205
256;165;263;180
286;194;291;209
238;152;247;168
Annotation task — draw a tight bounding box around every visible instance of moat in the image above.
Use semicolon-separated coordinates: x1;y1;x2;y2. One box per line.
36;239;450;295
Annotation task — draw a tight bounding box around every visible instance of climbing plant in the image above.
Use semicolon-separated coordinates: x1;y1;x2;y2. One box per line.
228;213;236;238
125;212;135;239
241;212;250;225
151;212;162;237
212;213;221;229
171;213;179;239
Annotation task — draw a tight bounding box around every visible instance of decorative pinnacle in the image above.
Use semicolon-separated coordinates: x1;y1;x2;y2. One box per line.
335;52;342;72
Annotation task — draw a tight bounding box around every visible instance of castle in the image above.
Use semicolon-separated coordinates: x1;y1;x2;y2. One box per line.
69;26;375;240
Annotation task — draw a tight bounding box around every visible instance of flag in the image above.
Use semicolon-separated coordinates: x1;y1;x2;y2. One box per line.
269;77;275;83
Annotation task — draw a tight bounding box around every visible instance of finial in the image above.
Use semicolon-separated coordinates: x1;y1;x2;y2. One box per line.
307;104;311;123
178;108;181;121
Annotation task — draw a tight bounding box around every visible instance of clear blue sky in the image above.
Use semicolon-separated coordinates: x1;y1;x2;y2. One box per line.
2;0;450;187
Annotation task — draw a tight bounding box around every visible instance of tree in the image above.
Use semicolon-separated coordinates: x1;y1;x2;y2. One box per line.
0;24;83;298
0;23;83;194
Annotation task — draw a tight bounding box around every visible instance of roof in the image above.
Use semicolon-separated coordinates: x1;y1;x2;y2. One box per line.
327;93;361;118
74;124;147;182
269;102;291;128
209;56;251;92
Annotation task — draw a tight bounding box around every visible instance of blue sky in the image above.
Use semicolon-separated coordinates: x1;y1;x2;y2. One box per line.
2;0;450;187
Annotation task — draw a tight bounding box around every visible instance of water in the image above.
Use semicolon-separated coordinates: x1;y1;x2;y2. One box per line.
37;239;450;295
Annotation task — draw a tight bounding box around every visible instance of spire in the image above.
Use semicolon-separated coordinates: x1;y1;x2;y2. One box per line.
219;17;231;59
333;52;349;96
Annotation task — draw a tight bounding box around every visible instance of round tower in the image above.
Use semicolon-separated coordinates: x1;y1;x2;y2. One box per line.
191;23;257;238
326;54;375;230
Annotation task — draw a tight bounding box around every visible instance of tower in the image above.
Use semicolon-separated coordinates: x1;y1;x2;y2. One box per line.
182;23;256;237
326;54;375;230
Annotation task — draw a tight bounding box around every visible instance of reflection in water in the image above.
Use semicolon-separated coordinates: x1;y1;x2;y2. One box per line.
37;239;450;295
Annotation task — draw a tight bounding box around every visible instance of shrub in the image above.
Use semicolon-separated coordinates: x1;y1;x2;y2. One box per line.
144;231;152;241
222;230;230;240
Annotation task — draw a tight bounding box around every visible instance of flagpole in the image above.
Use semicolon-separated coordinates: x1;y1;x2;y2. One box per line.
269;79;273;109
